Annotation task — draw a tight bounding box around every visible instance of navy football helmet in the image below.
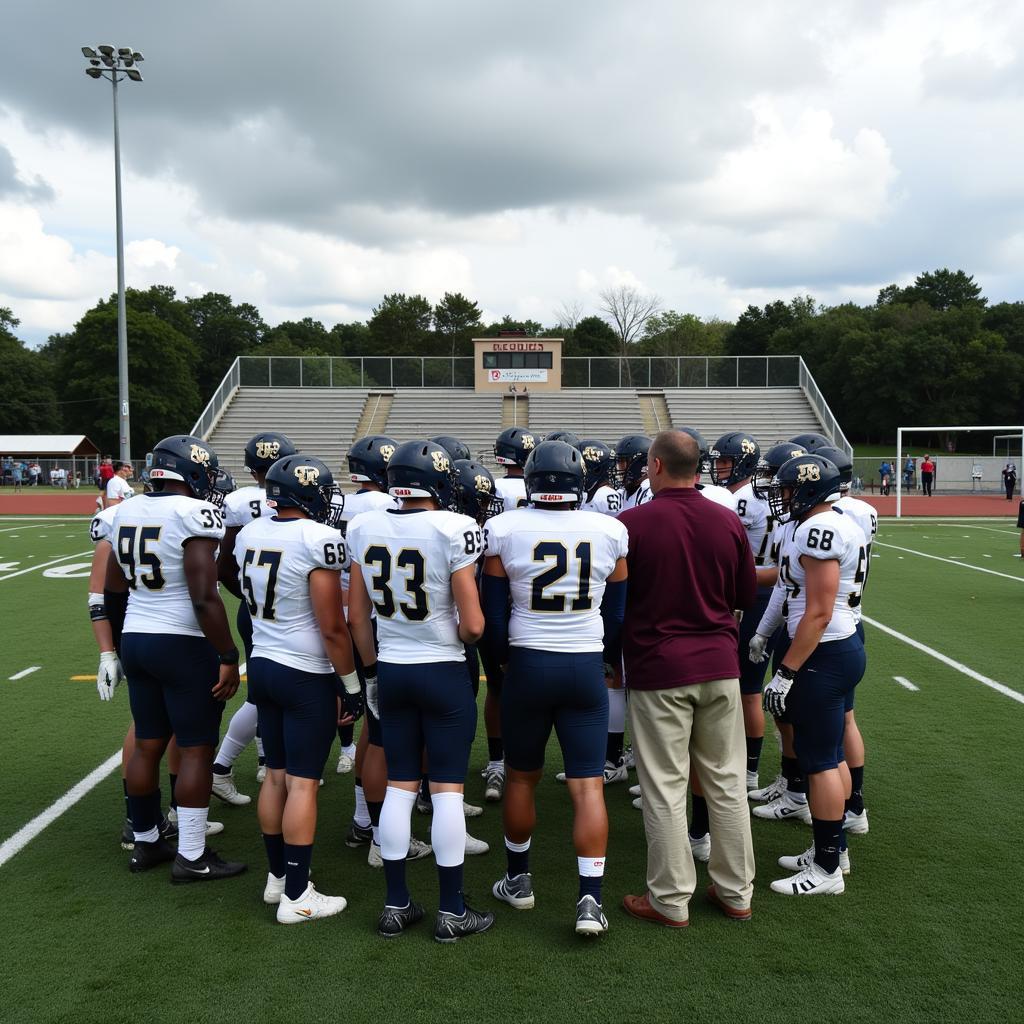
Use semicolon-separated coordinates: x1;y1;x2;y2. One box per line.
544;430;582;450
265;455;343;527
753;442;808;501
814;445;854;492
243;431;297;476
494;427;538;467
348;435;397;489
710;431;761;488
452;459;501;522
212;468;236;496
430;435;471;462
149;435;221;504
387;440;456;506
524;440;585;507
677;426;711;477
613;434;652;491
579;438;615;493
768;454;843;523
789;432;831;452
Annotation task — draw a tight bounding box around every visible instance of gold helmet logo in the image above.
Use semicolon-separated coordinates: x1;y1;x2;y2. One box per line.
796;463;821;483
379;444;395;463
255;440;281;460
294;464;321;486
190;444;211;465
431;450;451;473
474;474;492;493
582;445;603;462
741;438;757;455
521;433;535;450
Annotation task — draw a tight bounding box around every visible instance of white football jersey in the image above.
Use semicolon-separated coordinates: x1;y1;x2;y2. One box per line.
618;479;652;512
114;493;225;637
223;485;273;529
834;495;877;548
484;507;629;654
235;516;348;674
495;476;528;512
335;489;397;594
699;484;739;512
581;484;621;517
779;508;867;640
106;476;135;502
733;484;773;566
89;505;118;545
348;508;481;664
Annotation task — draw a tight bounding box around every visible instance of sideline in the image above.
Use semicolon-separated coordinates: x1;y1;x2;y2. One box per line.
0;551;93;582
872;541;1024;583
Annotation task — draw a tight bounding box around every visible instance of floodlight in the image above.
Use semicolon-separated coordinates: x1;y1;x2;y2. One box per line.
132;52;144;61
90;59;101;67
97;44;115;56
82;46;97;58
125;68;143;82
102;56;114;67
86;67;103;78
118;47;132;56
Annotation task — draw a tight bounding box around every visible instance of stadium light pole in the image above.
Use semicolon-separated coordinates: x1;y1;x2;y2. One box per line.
82;44;145;465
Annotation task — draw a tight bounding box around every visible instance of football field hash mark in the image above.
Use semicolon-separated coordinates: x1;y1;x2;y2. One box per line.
8;666;41;681
893;676;919;692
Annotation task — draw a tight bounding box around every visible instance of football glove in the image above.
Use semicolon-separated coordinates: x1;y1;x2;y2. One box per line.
337;671;364;722
748;633;770;664
762;668;795;718
97;650;125;701
364;664;380;721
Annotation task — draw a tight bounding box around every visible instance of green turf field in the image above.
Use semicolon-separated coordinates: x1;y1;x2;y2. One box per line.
1;514;1022;1024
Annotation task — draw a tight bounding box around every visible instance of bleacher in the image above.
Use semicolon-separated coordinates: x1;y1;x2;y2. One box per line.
527;389;647;444
383;389;505;466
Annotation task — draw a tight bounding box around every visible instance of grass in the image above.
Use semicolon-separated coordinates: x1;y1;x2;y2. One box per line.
0;515;1022;1024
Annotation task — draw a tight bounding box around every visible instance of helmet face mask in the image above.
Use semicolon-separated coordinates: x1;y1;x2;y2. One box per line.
348;435;397;490
768;454;842;522
612;434;652;492
387;440;457;506
710;432;760;488
524;440;585;507
265;456;343;527
452;459;501;523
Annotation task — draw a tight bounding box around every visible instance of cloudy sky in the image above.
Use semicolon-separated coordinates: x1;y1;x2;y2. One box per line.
3;0;1024;344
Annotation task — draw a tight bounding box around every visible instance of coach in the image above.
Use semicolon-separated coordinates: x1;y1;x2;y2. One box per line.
619;430;757;926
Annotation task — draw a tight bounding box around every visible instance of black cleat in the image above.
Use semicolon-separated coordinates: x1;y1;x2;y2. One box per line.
158;816;178;843
129;836;176;873
434;901;495;943
378;900;425;938
344;821;373;848
171;846;247;884
120;818;135;851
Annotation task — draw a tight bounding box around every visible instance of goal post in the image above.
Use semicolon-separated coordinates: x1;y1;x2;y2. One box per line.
896;425;1024;517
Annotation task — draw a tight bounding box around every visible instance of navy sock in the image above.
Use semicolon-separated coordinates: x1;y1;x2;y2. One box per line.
122;778;130;818
284;843;312;901
689;795;709;838
127;790;161;835
367;799;383;828
578;874;603;902
606;732;624;765
782;756;806;796
848;766;865;814
337;723;354;746
383;858;410;908
262;833;285;878
211;762;230;776
437;864;465;915
506;845;530;878
812;818;843;874
487;736;504;762
168;773;178;811
746;736;764;774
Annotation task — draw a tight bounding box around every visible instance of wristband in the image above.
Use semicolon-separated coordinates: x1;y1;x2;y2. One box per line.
777;664;796;681
339;671;361;695
218;648;240;666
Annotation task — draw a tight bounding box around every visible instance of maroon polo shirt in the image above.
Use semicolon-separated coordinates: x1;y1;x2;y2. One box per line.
618;486;757;689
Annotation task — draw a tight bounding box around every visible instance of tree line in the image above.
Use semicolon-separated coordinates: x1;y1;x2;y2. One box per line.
1;269;1020;453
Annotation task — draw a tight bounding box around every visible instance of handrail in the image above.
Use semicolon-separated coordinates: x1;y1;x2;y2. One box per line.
191;356;240;439
798;357;852;458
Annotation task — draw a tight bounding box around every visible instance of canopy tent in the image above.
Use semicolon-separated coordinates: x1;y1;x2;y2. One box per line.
0;435;101;487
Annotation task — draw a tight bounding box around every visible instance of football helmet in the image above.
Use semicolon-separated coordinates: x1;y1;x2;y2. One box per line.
710;431;761;488
149;435;221;505
452;459;501;522
243;431;297;475
789;432;831;452
265;455;343;527
613;434;652;491
768;454;842;523
348;435;398;489
579;438;615;493
753;442;808;501
387;440;456;506
814;445;854;493
494;427;538;467
213;468;236;496
544;430;582;450
524;440;585;506
677;426;711;477
430;435;472;462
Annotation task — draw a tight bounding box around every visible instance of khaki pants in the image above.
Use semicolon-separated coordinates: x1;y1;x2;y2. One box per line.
629;679;755;921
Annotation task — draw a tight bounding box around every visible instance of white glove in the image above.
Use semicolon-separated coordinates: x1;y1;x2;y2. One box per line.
365;678;379;720
762;669;794;718
748;633;770;664
97;650;125;701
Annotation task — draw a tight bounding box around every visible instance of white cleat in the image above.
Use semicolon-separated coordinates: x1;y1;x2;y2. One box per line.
770;861;845;896
276;883;347;923
166;807;224;837
463;801;484;818
263;872;286;905
844;808;869;834
632;796;643;810
256;763;268;783
628;784;642;797
465;833;490;856
749;773;786;803
779;844;851;876
621;746;635;770
746;770;760;791
689;832;711;863
211;770;251;806
368;837;433;868
603;759;628;785
336;751;355;774
752;791;811;824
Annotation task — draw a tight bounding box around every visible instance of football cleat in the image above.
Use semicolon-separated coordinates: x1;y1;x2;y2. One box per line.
129;836;176;873
463;800;484;818
689;832;711;863
632;796;643;810
263;872;286;905
378;900;425;938
211;770;251;806
256;763;267;783
746;770;760;791
165;807;223;838
843;808;869;835
603;759;628;785
171;847;247;884
465;833;490;856
484;766;505;802
336;751;355;775
492;872;535;910
415;792;432;815
367;837;433;868
575;895;609;937
749;774;786;803
276;883;347;924
770;861;845;896
434;902;495;943
628;784;642;797
752;791;811;824
344;821;373;848
621;746;636;770
120;818;135;851
778;844;851;876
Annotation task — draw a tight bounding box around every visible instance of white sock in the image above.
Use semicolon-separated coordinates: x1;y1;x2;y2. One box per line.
608;688;626;733
255;734;265;759
215;702;259;768
430;792;466;867
578;855;606;878
176;805;209;862
505;836;530;852
342;743;356;758
379;786;416;861
353;784;370;828
133;825;159;844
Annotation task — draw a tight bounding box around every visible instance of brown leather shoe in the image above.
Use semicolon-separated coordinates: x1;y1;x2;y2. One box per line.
706;883;752;922
621;892;688;928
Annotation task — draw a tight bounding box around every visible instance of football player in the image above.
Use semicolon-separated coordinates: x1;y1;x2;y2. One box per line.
614;434;652;511
484;441;628;936
212;431;297;805
347;440;494;942
237;454;361;923
493;427;537;512
107;435;246;882
579;439;621;517
544;429;581;449
431;435;472;462
682;426;737;511
757;454;867;895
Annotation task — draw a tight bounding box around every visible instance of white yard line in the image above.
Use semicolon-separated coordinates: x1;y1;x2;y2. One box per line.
864;616;1024;706
872;541;1024;583
8;666;41;680
0;551;92;582
0;751;121;868
0;524;59;534
893;675;919;692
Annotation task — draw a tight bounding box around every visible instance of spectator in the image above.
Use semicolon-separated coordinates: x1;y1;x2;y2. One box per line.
28;461;41;487
1018;500;1024;558
12;460;23;492
878;460;892;496
920;454;936;497
618;430;757;926
1;456;12;486
1002;462;1017;501
105;462;135;506
903;455;915;489
971;461;983;492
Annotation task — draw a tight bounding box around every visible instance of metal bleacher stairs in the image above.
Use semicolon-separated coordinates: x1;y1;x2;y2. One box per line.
527;389;646;443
